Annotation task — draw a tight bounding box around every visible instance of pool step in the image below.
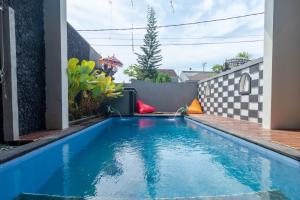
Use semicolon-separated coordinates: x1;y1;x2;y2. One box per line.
156;191;288;200
15;190;288;200
15;193;84;200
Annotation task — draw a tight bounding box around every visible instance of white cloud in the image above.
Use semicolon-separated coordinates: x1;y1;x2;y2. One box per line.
67;0;264;82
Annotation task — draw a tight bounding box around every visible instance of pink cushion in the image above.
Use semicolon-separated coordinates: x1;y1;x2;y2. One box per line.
137;100;156;114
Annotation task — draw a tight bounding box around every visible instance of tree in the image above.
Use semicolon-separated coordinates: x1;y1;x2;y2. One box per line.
136;7;162;80
124;65;172;83
237;52;251;60
124;64;143;81
212;64;224;74
154;72;172;83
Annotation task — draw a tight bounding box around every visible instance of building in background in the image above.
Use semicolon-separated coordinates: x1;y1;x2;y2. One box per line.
180;71;214;82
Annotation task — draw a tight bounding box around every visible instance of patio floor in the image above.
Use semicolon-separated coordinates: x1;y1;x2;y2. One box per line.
187;114;300;161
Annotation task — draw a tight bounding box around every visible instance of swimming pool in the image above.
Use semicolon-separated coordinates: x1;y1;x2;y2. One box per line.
0;117;300;200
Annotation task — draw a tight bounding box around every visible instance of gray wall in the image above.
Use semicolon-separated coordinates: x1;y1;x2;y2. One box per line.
67;23;101;67
1;0;46;137
0;88;2;141
0;2;102;140
263;0;300;129
127;81;198;112
198;58;263;123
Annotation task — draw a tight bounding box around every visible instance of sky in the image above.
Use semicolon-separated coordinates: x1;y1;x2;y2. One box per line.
67;0;265;82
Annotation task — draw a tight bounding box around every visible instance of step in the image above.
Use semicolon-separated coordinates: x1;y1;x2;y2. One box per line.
156;191;288;200
15;193;84;200
15;190;288;200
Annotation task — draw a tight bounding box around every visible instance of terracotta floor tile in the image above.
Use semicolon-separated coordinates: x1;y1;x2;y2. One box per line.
189;114;300;150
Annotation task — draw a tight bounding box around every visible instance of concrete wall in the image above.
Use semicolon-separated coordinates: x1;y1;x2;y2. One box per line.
126;81;198;112
2;0;46;136
67;23;101;67
0;5;2;140
44;0;69;130
263;0;300;129
198;58;264;123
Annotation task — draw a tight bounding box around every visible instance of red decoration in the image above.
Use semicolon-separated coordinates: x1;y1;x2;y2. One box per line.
136;100;156;114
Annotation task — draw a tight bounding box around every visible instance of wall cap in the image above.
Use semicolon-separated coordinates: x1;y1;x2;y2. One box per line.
198;57;263;84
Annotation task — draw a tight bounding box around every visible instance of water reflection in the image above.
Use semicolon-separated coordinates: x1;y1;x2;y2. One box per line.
38;118;300;200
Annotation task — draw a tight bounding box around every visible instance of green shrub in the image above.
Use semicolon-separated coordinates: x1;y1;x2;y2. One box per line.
67;58;123;120
154;72;172;83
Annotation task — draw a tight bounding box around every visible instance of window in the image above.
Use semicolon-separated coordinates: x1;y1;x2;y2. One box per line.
239;73;251;95
205;85;210;97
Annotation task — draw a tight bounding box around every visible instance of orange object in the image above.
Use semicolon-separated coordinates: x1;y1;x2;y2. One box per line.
187;98;203;114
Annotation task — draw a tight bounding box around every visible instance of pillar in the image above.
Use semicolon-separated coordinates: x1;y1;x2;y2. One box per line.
1;7;19;141
44;0;69;130
263;0;300;129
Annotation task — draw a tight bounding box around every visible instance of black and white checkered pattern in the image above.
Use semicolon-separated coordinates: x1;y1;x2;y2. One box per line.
198;59;263;123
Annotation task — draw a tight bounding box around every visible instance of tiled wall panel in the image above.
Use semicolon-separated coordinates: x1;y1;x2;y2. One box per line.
199;59;263;123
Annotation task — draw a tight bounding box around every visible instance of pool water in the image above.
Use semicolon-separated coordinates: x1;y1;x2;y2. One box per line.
34;118;300;200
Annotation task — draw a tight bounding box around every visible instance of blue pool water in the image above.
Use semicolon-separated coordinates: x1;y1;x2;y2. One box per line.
0;117;300;200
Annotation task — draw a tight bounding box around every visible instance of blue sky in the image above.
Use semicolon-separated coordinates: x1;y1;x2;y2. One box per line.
67;0;264;82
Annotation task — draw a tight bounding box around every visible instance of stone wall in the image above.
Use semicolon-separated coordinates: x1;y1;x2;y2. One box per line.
0;4;101;139
198;58;263;123
67;23;101;67
2;0;46;136
0;87;3;141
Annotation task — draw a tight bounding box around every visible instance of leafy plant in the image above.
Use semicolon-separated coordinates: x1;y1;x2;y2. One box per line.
237;52;251;60
212;64;224;74
124;64;172;83
154;72;172;83
177;106;188;115
67;58;123;120
124;64;143;81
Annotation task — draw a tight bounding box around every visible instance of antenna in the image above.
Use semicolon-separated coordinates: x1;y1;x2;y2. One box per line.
202;62;207;72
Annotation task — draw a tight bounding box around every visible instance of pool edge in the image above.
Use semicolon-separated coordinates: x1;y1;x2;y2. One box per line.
185;116;300;162
0;117;110;164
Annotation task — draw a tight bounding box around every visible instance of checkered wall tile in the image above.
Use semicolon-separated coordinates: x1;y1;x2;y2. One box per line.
199;62;263;124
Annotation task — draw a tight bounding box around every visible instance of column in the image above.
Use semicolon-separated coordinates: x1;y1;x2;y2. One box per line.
263;0;300;129
1;7;19;141
44;0;69;130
